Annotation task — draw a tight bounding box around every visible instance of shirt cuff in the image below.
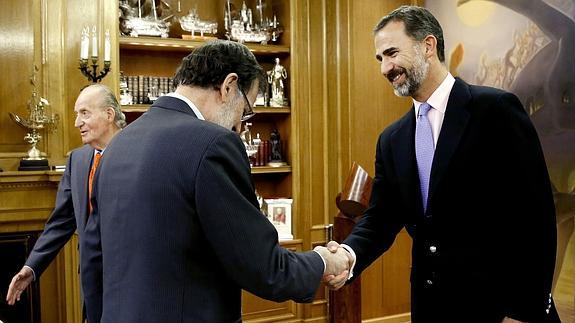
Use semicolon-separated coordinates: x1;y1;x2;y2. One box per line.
340;244;356;280
23;265;36;281
313;250;327;273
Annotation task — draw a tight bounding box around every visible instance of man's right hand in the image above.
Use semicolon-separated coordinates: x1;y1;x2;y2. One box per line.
314;241;354;290
6;266;34;305
314;244;350;276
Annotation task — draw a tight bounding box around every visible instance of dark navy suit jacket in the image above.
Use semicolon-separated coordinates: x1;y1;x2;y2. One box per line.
89;96;324;322
343;78;558;322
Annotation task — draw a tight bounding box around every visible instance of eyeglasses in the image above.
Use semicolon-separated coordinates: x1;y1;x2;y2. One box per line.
239;88;256;122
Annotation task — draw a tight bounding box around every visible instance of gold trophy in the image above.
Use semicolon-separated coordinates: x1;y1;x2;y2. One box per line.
9;66;58;170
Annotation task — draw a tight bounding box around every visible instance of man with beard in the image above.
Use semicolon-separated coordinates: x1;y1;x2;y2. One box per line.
324;5;559;323
87;40;350;322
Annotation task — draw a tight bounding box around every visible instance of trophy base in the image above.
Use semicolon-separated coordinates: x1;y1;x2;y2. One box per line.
19;159;50;171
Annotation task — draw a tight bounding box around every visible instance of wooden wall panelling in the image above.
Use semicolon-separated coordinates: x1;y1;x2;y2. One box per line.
64;0;99;155
343;0;425;320
0;0;115;169
0;0;42;170
64;0;119;158
290;0;325;319
345;0;415;320
0;172;70;323
42;0;67;167
60;234;82;323
0;1;74;320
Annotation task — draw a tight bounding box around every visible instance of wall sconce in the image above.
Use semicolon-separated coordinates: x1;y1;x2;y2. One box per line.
79;26;111;83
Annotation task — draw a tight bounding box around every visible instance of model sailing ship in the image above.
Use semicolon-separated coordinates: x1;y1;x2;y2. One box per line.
224;0;283;44
120;0;172;38
179;6;218;39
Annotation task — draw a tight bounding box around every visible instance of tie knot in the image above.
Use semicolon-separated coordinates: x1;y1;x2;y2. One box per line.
419;103;432;116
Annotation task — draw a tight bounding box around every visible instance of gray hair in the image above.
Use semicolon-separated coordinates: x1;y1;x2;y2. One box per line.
374;5;445;63
84;84;127;128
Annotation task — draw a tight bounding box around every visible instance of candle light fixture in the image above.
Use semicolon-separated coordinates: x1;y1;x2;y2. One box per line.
78;26;111;83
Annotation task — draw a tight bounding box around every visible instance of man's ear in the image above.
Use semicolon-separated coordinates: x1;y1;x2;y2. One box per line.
423;35;437;60
219;73;239;102
105;107;116;121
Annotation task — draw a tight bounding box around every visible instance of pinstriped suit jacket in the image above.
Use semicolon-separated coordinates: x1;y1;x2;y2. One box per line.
91;96;324;323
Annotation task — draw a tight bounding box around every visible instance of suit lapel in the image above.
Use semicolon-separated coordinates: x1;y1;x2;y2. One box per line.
76;147;92;230
391;109;424;216
428;78;471;203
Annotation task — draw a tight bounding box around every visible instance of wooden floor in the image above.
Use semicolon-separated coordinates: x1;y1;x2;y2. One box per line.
555;231;575;323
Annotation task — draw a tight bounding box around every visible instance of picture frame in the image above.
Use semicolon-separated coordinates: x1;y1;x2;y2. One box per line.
264;198;293;240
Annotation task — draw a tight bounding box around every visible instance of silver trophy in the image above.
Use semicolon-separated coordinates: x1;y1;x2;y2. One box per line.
10;66;59;170
224;0;283;45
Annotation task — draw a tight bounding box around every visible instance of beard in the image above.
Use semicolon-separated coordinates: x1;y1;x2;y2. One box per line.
212;92;242;130
390;45;429;97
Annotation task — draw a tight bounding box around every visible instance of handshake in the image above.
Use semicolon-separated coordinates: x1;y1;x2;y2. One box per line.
314;241;355;290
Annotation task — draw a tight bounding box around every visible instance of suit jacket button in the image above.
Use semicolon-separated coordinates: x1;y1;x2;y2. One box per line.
426;279;433;285
429;245;437;253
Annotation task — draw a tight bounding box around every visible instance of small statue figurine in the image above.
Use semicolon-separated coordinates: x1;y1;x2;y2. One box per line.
255;189;267;216
267;58;288;106
268;129;286;167
240;123;259;166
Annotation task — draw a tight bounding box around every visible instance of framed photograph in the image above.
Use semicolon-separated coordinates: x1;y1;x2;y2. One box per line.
265;198;293;240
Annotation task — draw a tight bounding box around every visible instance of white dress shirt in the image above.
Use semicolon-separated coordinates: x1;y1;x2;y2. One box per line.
165;92;206;120
413;73;455;146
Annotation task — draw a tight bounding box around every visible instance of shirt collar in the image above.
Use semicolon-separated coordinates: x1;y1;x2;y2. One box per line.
164;92;206;120
413;72;455;116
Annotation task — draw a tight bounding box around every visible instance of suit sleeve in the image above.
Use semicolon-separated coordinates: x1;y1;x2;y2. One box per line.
25;153;78;277
194;132;324;303
342;132;405;277
496;93;556;321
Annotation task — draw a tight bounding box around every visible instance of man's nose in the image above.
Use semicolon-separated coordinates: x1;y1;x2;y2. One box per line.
74;115;82;128
380;58;393;76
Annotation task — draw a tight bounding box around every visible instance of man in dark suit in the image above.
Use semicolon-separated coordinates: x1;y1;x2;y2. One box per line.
6;84;125;323
324;6;559;323
90;40;350;323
